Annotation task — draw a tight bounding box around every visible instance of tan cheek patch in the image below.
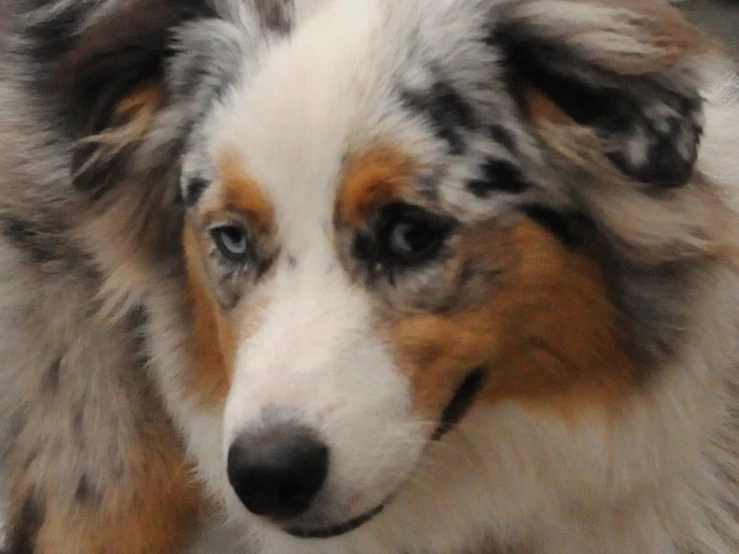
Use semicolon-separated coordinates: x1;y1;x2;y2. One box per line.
182;224;273;408
24;442;203;554
335;146;416;229
182;224;235;407
182;157;276;407
389;220;641;423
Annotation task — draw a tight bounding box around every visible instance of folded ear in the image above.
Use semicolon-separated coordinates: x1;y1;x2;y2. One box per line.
19;0;293;199
487;0;733;362
22;0;216;197
494;0;713;188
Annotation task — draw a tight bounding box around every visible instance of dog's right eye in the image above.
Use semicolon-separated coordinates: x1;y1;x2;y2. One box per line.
210;224;251;263
372;203;454;268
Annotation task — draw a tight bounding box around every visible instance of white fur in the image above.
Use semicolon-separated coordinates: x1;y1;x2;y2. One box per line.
216;0;428;532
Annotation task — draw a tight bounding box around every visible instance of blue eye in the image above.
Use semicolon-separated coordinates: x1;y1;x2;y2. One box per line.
210;224;250;262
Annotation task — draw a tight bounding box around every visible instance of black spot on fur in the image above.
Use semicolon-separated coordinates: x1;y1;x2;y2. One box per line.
42;358;61;394
22;448;40;471
8;405;28;440
432;368;486;440
415;173;441;201
488;124;517;153
609;114;702;187
7;493;45;554
467;159;529;197
22;0;88;67
257;252;279;279
498;33;701;188
184;178;211;207
520;205;589;248
256;0;294;34
74;475;99;506
0;407;28;463
75;475;91;503
402;80;476;155
2;216;61;264
73;407;84;437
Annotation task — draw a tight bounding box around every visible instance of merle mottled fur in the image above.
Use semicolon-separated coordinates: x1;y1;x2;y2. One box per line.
1;1;739;553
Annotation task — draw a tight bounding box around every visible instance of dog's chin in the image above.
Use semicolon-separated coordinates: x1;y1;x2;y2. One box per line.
283;503;386;539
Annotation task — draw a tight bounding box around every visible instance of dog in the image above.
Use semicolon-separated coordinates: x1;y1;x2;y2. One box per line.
2;0;739;552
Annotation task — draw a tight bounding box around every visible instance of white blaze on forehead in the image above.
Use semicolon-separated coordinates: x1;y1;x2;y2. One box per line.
212;0;391;428
220;209;421;516
208;0;393;240
212;0;426;512
223;260;407;439
221;239;423;514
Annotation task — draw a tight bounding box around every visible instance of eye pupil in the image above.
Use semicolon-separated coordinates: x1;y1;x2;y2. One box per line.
375;203;451;266
211;225;249;261
390;221;434;257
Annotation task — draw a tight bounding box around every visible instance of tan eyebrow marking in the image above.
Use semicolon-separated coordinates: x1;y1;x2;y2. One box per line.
336;146;416;229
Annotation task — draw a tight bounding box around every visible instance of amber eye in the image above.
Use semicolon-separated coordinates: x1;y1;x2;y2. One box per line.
376;203;452;266
210;224;251;263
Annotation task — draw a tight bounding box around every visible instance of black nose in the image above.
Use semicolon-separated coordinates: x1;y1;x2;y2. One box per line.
227;424;330;520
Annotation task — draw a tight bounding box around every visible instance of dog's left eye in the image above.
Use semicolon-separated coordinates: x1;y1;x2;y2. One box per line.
210;224;251;263
376;203;452;266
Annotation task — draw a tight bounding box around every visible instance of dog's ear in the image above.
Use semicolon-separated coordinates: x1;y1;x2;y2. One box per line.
21;0;217;197
19;0;293;199
487;0;731;361
494;0;713;188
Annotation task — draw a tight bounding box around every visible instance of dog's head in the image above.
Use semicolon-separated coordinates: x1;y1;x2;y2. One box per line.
23;0;733;546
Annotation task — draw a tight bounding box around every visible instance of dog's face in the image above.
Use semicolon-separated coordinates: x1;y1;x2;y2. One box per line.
182;0;638;536
28;0;721;545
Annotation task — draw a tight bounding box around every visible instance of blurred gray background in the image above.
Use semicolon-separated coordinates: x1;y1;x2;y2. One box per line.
681;0;739;59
